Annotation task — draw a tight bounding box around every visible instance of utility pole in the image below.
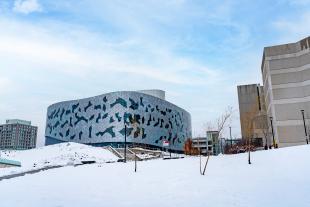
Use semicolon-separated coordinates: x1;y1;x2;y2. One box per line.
220;138;223;154
124;122;127;163
301;110;309;144
134;152;137;172
199;137;202;174
229;126;232;147
248;137;251;165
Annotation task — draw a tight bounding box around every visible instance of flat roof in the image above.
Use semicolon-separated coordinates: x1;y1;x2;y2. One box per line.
6;119;31;126
0;158;21;167
263;36;310;57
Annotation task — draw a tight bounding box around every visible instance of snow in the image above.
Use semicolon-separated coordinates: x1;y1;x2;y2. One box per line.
0;144;310;207
0;142;118;177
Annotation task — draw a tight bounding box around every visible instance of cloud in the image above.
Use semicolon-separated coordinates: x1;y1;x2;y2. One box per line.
1;1;253;143
0;17;221;86
287;0;310;5
13;0;42;14
273;11;310;42
0;15;226;144
0;76;14;95
0;77;10;88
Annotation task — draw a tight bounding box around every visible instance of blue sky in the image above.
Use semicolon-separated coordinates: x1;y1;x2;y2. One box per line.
1;0;310;146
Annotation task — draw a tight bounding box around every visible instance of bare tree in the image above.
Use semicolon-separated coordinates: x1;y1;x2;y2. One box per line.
204;106;234;138
204;121;214;132
216;106;234;138
240;105;261;164
253;112;269;150
241;112;253;165
129;115;139;172
199;106;234;175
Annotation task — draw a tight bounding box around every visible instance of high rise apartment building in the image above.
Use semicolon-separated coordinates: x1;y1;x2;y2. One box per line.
0;119;37;150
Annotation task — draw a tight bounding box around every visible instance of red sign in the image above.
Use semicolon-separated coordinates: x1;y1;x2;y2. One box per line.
163;140;169;147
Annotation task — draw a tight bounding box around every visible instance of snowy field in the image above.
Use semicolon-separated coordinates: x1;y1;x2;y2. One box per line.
0;142;118;177
0;144;310;207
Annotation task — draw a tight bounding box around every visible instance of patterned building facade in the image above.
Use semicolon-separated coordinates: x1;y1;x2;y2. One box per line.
45;90;192;152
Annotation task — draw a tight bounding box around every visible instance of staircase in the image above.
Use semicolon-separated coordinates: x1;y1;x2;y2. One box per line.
104;146;162;161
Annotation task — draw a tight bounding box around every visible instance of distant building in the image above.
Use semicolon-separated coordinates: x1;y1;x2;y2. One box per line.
261;36;310;147
0;119;37;150
191;134;220;155
191;137;208;155
237;84;268;147
206;131;221;155
192;136;239;155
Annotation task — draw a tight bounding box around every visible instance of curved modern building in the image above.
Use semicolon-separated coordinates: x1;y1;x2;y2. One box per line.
45;90;192;152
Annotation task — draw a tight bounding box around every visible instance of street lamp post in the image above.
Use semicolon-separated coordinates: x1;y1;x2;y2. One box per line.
269;117;276;148
301;110;309;144
229;126;232;147
264;136;268;150
124;124;127;162
134;151;137;172
248;137;251;165
221;138;226;154
124;118;127;163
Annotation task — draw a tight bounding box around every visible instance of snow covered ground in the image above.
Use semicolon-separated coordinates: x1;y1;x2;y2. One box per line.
0;144;310;207
0;142;118;177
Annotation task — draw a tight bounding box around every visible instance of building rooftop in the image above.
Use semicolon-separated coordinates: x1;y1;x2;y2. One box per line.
0;158;21;167
5;119;31;126
192;137;207;141
136;89;165;100
263;36;310;57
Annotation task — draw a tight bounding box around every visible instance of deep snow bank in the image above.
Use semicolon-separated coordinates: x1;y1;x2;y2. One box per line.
0;142;118;176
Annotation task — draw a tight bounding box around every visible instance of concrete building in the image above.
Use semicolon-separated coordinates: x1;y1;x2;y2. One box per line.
192;133;220;155
0;119;37;150
261;36;310;147
191;137;208;155
192;136;236;155
45;90;192;153
206;131;221;155
237;84;268;147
